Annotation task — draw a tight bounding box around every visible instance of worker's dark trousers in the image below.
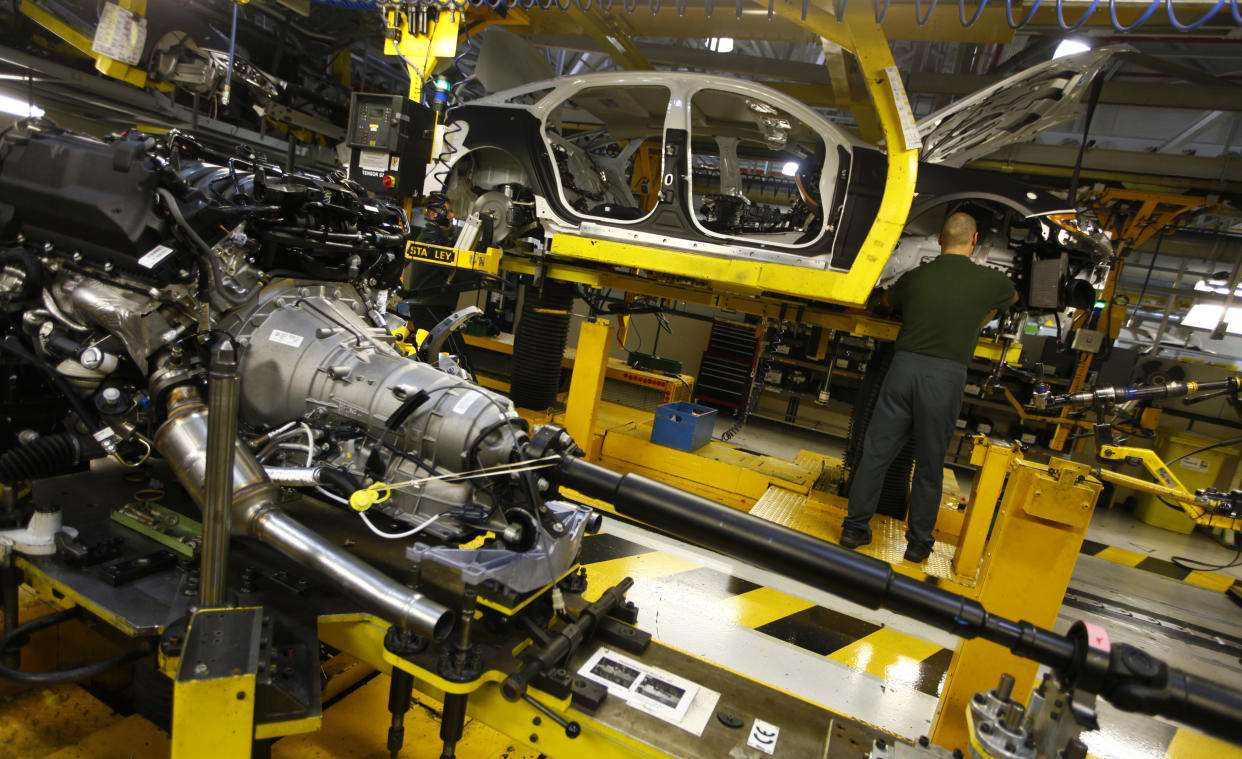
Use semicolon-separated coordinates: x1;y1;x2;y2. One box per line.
844;351;967;548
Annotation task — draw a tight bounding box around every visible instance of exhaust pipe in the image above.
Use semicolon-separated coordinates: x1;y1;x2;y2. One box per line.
155;386;453;641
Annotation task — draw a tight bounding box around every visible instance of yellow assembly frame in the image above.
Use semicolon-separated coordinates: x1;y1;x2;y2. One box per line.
543;4;917;308
19;0;167;89
398;4;916;308
384;4;461;102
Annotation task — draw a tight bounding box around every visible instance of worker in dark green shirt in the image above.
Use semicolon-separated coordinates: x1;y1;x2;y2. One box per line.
841;212;1017;563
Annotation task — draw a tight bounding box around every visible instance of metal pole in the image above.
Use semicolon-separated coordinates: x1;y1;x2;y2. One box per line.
201;340;239;607
1152;258;1188;356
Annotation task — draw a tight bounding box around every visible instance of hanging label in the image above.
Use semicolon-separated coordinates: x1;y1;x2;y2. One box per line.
269;329;304;349
885;66;923;151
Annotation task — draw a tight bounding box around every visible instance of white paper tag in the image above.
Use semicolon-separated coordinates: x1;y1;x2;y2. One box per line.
885;65;922;151
747;718;780;755
269;329;304;349
92;2;147;66
137;244;175;269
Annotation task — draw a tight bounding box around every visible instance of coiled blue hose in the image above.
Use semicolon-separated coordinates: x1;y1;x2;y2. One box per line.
1167;0;1229;31
959;0;988;26
914;0;939;25
1005;0;1044;27
1109;0;1161;32
315;0;1239;31
1056;0;1101;31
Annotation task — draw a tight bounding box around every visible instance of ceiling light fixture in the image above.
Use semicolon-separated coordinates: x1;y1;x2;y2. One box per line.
1182;303;1242;336
707;37;734;54
781;161;799;177
1052;38;1092;59
0;93;43;119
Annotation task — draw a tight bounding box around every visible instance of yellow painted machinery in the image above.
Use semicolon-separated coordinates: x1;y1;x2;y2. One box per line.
5;420;1242;759
3;5;1241;759
1035;375;1242;533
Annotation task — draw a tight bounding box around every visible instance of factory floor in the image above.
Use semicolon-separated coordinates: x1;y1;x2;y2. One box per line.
3;418;1242;759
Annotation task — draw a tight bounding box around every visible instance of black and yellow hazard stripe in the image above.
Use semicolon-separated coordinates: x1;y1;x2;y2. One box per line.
577;533;953;697
1079;539;1239;594
576;534;1242;758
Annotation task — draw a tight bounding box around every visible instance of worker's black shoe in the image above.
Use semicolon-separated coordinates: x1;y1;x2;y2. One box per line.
840;526;871;549
903;541;933;563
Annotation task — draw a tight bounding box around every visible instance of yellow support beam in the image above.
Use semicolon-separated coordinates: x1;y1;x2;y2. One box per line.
171;609;261;759
931;455;1101;749
19;0;93;56
566;7;651;70
502;252;1012;361
564;318;615;458
953;438;1015;577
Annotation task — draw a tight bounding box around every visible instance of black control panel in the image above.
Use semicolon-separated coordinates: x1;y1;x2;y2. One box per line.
346;92;435;197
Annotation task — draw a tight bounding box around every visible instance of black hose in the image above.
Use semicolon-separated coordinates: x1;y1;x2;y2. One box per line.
0;433;88;484
317;466;360;499
0;338;100;430
155;187;258;306
0;606;149;685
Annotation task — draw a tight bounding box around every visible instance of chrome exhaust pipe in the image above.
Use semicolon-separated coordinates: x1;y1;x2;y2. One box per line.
200;341;238;608
155;387;453;640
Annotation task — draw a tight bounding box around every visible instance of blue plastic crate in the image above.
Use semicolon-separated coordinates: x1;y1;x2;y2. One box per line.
651;402;716;452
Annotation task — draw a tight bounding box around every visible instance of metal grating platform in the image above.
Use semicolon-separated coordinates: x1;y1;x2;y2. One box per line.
750;486;965;586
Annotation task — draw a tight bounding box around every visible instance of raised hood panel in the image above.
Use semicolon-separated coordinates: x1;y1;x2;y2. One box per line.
916;49;1120;168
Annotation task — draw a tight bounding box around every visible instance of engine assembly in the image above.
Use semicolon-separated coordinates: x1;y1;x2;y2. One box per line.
0;122;593;638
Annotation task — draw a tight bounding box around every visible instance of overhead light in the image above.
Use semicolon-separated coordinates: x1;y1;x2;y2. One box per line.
707;37;734;54
1193;276;1240;297
1053;38;1091;59
781;161;799;177
0;93;43;119
1182;303;1242;336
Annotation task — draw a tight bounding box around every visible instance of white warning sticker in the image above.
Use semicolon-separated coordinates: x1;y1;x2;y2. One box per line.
269;329;304;349
746;718;780;755
137;244;175;269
